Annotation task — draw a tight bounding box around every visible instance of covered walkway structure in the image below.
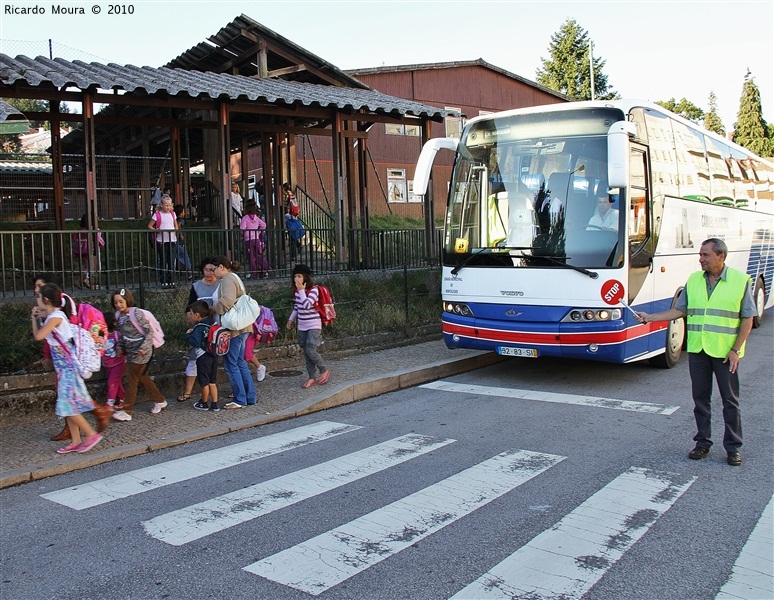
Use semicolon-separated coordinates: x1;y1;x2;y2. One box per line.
0;15;447;270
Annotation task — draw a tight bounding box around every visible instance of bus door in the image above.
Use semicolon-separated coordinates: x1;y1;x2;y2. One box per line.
626;145;657;352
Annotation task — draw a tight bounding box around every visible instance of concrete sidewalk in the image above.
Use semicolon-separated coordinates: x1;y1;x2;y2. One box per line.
0;339;503;489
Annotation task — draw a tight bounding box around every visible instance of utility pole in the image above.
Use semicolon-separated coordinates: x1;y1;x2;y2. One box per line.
589;40;595;101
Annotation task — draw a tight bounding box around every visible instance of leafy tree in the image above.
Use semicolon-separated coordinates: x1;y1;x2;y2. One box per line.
703;91;725;136
536;19;618;100
655;98;704;124
732;71;772;156
0;98;71;153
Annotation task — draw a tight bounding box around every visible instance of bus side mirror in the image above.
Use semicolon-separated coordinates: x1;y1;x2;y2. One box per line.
413;137;459;197
607;121;637;189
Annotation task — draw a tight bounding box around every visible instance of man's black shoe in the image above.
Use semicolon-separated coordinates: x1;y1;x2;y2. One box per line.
688;446;710;460
727;451;742;466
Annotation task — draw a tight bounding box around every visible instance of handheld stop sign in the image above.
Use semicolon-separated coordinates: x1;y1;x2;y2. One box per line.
601;279;639;317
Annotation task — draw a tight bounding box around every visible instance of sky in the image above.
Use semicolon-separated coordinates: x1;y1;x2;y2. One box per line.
1;1;772;134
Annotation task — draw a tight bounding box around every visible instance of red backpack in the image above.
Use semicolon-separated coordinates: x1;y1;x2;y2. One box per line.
205;324;231;356
314;285;336;326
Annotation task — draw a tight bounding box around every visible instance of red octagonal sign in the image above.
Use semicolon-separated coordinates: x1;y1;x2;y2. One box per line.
601;279;625;305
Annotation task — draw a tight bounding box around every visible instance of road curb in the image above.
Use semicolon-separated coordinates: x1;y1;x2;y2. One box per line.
0;351;504;489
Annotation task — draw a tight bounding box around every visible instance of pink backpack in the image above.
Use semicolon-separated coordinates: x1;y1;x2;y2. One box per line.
253;305;279;345
77;302;108;356
126;307;165;348
148;212;162;247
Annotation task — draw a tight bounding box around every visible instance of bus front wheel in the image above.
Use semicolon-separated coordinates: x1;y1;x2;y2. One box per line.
649;316;685;369
752;277;765;329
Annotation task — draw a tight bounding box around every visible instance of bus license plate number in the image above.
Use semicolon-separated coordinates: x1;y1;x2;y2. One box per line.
499;346;538;358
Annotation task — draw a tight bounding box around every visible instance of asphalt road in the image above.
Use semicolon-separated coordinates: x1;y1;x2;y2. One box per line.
1;317;771;600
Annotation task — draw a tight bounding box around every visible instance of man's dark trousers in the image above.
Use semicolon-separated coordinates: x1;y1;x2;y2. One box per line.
688;350;742;452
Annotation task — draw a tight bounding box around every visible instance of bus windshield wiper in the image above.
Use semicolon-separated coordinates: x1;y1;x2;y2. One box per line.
451;245;536;275
451;247;491;275
512;253;599;279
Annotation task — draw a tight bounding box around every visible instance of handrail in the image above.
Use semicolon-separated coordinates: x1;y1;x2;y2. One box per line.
0;225;433;299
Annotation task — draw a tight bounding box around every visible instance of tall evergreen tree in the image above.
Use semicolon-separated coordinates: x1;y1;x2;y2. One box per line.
703;91;725;136
733;71;772;156
536;19;617;100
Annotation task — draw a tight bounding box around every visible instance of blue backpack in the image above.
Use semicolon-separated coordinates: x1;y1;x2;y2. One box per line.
286;216;305;240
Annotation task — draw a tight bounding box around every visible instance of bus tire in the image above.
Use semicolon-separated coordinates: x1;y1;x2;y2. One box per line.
649;315;685;369
752;277;765;329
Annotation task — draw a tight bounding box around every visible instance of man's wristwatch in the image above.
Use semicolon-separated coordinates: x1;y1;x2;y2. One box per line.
730;348;740;354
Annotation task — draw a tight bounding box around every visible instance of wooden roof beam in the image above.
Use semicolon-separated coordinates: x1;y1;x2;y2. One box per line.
267;64;308;78
237;30;342;86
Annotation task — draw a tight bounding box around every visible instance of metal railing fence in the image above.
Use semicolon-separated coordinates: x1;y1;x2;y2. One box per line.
0;226;436;300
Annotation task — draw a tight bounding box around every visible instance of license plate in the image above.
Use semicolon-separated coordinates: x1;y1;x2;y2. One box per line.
498;346;538;358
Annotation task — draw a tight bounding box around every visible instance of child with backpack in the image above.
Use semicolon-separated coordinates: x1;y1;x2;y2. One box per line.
286;264;331;389
185;300;220;412
110;288;168;421
102;311;126;411
245;306;277;383
31;283;103;454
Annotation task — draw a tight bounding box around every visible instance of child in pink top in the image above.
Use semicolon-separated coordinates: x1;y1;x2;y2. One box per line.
102;311;126;410
240;202;271;278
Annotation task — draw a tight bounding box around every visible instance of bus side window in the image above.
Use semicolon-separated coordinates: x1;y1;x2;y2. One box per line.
629;149;649;255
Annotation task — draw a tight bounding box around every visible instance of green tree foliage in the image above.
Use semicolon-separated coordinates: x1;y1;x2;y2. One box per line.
656;98;704;124
733;72;772;156
0;98;70;152
536;19;618;101
0;98;72;153
703;91;725;136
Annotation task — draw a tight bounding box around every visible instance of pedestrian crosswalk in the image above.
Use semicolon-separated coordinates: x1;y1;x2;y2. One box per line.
245;449;565;595
420;381;680;415
143;433;455;546
40;420;772;599
41;421;362;510
451;467;696;599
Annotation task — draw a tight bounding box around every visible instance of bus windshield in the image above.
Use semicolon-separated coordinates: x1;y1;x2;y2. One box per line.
444;107;626;270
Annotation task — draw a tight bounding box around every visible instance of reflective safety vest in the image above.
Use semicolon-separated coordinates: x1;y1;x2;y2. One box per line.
685;268;750;358
487;194;507;246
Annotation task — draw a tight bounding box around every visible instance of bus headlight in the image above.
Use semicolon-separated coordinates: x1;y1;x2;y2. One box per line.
444;302;474;317
562;308;623;322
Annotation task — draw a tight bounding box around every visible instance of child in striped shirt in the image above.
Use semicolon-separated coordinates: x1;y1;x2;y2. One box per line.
286;264;330;389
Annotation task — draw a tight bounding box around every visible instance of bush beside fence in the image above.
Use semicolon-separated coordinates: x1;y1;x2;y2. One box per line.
1;266;441;374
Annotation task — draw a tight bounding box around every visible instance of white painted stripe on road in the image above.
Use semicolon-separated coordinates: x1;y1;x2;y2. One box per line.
421;381;680;415
41;421;362;510
143;433;454;546
451;467;696;599
716;495;774;600
244;449;565;596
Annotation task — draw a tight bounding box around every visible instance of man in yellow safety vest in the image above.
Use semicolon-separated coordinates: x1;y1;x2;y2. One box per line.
635;238;756;466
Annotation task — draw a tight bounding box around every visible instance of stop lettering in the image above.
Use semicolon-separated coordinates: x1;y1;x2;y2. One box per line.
601;279;625;305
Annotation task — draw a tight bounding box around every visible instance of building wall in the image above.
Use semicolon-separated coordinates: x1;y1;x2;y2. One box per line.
293;64;567;222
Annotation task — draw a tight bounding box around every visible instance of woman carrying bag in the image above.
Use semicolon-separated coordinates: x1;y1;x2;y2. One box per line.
211;256;256;409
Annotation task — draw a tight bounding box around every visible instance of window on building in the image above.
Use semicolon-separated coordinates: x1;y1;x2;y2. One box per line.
386;123;421;137
387;169;407;202
445;107;462;139
405;124;420;137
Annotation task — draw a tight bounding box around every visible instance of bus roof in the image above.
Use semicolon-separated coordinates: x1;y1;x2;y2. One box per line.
465;100;774;169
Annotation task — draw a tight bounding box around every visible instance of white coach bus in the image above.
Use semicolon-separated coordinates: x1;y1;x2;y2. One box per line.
414;100;773;367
